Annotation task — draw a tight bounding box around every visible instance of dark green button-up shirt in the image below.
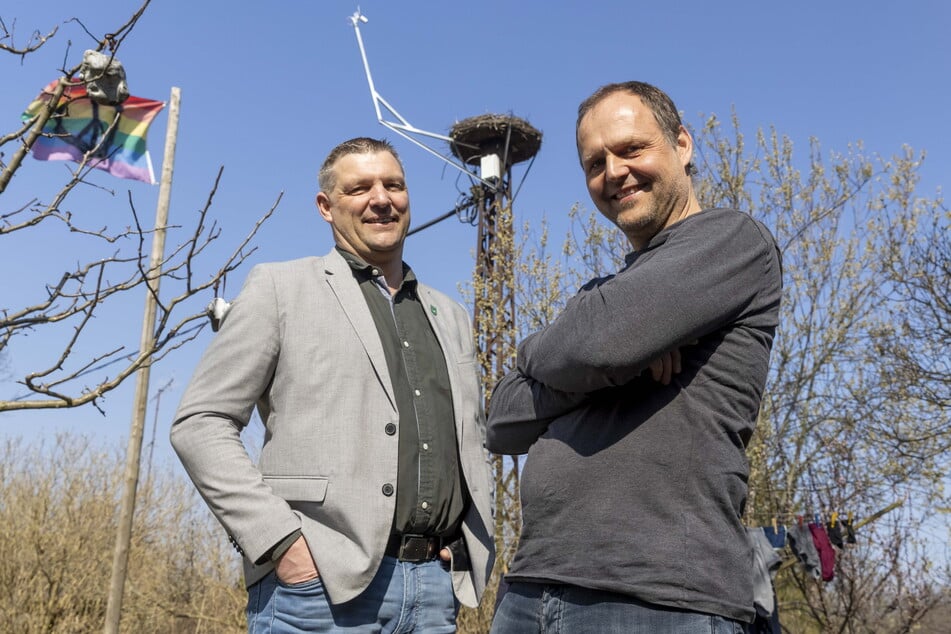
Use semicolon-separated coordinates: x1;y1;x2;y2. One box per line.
339;248;467;538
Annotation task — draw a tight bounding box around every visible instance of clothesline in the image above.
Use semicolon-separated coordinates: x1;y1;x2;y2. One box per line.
761;500;904;574
746;498;904;530
747;499;904;631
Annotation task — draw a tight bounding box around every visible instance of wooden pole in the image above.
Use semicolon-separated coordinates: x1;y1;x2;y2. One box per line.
103;86;181;634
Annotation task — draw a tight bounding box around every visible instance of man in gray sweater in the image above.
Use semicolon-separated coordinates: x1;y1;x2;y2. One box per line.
487;81;783;632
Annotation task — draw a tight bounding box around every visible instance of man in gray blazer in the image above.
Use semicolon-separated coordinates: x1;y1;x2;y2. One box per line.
171;137;495;633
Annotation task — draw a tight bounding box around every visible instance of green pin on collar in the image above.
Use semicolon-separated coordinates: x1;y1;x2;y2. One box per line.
430;305;438;316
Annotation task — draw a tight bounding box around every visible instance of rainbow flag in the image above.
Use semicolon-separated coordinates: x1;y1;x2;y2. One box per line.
22;79;165;184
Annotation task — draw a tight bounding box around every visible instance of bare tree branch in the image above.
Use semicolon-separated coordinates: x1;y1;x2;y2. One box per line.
0;16;58;57
1;2;280;414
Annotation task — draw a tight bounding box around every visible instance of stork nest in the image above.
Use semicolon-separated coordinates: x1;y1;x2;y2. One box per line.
449;114;542;166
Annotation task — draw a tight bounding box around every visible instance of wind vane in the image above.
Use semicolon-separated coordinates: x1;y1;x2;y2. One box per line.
348;8;541;231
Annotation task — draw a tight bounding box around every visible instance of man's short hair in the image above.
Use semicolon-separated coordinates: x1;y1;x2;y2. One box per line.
577;81;686;146
576;81;691;173
318;137;402;193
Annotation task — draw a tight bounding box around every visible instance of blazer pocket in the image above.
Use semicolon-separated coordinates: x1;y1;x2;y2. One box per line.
263;476;329;503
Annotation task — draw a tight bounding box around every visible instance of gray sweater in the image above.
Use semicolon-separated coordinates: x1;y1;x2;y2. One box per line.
486;208;782;622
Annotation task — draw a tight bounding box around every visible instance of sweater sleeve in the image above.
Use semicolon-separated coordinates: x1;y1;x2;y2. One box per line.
518;211;781;393
485;368;587;455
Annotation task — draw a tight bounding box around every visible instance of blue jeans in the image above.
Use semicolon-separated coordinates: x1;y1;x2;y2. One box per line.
246;556;458;633
491;582;748;634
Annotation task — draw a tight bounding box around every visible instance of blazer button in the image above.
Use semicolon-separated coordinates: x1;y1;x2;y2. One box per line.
384;423;397;436
382;483;394;496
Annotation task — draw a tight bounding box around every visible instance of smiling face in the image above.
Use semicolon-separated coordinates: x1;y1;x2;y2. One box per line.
316;150;410;270
577;91;699;250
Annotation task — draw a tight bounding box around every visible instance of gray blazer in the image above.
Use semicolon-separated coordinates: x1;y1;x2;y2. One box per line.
171;249;495;606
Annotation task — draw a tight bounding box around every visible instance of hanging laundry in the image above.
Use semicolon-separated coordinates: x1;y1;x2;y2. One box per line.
748;527;783;618
763;521;786;549
787;521;822;580
808;522;836;581
844;513;858;545
826;514;844;549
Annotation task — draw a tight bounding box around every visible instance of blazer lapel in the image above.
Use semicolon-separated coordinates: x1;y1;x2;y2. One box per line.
417;285;467;439
321;250;396;409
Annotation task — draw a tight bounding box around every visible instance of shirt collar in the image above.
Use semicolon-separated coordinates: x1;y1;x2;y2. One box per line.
336;247;416;288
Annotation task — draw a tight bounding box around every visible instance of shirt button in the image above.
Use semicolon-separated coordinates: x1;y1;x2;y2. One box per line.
371;268;380;276
422;442;429;451
414;389;421;397
403;340;410;348
385;423;397;435
382;483;394;496
421;501;429;510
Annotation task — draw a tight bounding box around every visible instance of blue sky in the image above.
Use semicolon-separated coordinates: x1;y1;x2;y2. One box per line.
2;0;949;469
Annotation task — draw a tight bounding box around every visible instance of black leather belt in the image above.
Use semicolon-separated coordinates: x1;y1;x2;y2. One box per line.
385;533;443;563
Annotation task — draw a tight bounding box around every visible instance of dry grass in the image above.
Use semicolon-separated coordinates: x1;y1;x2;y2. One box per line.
0;433;245;633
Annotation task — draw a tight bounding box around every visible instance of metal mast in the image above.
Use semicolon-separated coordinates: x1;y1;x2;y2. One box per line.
447;116;540;579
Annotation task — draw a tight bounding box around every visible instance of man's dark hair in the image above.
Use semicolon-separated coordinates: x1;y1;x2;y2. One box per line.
576;81;693;175
576;81;684;146
318;137;402;193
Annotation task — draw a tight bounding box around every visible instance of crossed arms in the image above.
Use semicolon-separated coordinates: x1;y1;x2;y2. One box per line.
486;211;781;455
